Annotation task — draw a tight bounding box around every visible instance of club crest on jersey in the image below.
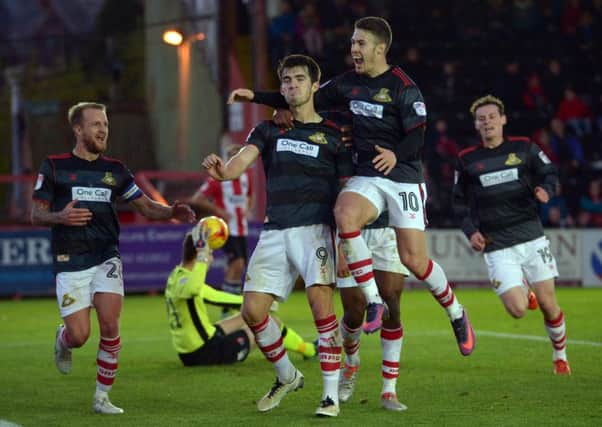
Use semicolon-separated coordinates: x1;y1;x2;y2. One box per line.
101;172;116;186
373;88;392;103
308;132;328;145
505;153;521;166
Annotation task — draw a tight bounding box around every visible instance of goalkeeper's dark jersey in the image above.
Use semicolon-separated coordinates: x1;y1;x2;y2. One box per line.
254;66;427;183
246;119;354;230
452;137;558;252
32;152;142;272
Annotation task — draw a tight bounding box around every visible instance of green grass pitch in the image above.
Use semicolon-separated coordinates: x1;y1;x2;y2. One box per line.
1;287;601;426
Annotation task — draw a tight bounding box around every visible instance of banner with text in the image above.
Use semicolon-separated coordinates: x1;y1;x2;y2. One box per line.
0;226;592;296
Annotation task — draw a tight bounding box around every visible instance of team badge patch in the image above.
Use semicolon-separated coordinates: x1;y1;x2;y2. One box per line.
373;88;392;103
505;153;521;166
34;174;44;190
412;101;427;116
101;172;116;186
61;293;76;307
308;132;328;145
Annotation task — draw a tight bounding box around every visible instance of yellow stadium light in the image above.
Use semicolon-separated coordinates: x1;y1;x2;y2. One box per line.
163;29;184;46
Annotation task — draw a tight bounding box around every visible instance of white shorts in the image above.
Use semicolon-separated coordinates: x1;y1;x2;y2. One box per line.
244;224;335;301
340;176;427;230
337;227;409;289
484;236;558;296
55;257;124;317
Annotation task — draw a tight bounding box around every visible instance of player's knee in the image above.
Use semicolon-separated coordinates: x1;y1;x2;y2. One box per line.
69;329;90;348
538;298;560;319
382;294;400;321
334;204;361;231
400;252;423;274
341;301;365;327
506;304;527;319
241;304;263;327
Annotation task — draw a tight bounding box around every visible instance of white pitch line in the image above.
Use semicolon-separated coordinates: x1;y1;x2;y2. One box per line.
474;330;602;347
1;330;601;348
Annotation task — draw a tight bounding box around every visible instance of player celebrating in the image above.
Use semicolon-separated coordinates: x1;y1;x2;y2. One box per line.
336;211;409;411
165;227;315;365
189;143;253;316
229;17;474;352
203;55;354;417
453;95;570;375
31;102;196;414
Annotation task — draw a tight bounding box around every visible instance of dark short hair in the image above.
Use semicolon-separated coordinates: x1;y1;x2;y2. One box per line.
277;54;321;83
469;95;505;118
182;232;196;263
354;16;392;54
68;102;106;126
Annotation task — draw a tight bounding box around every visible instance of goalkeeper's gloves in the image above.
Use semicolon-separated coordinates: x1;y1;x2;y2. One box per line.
191;223;212;263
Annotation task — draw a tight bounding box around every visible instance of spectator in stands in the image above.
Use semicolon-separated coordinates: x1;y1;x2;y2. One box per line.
561;0;583;37
425;119;460;227
510;0;542;35
542;59;568;108
432;61;459;107
268;0;297;68
555;87;592;136
578;178;602;227
540;183;574;228
549;118;585;172
295;2;324;59
522;73;551;115
494;60;524;111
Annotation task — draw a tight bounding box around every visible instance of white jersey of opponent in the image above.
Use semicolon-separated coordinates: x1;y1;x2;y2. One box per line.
200;172;252;237
484;235;558;296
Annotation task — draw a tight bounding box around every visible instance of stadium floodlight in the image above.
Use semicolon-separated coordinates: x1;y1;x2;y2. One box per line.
162;29;184;46
162;29;206;46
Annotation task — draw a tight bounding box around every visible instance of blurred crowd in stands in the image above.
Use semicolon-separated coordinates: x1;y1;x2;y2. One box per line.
267;0;602;228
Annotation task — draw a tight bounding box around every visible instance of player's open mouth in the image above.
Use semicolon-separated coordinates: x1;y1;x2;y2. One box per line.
353;57;363;65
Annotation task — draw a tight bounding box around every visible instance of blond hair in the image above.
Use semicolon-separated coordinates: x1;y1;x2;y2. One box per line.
469;95;505;118
68;102;106;126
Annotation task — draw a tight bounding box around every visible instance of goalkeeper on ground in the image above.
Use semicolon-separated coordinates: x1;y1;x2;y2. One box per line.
164;227;316;366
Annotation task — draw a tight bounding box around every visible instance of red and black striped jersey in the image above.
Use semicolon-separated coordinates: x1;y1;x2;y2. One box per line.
245;119;354;230
452;137;558;252
253;66;427;184
33;152;142;272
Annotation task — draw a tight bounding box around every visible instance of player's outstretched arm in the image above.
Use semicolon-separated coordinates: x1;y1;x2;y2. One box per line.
227;88;255;104
130;196;196;223
202;145;260;181
31;199;92;226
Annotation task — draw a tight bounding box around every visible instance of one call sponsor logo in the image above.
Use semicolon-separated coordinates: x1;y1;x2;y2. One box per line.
349;100;384;119
276;139;320;158
72;186;112;202
478;168;518;187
